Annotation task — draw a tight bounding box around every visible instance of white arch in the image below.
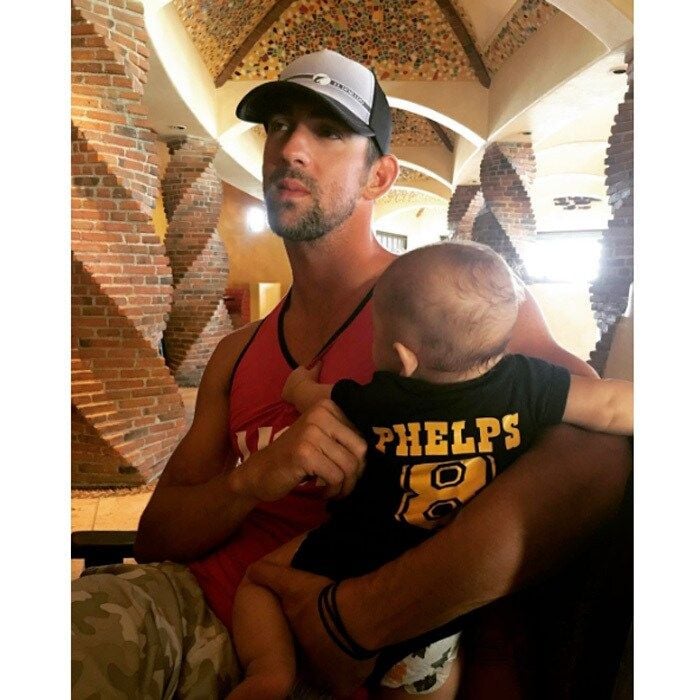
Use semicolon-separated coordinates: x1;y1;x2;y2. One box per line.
388;97;485;149
396;159;453;193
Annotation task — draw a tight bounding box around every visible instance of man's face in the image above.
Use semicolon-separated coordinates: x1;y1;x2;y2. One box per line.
261;100;373;242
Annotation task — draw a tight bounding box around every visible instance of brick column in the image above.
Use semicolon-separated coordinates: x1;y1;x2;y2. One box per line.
162;137;233;387
471;142;536;280
224;284;252;328
589;52;634;375
71;0;186;486
447;185;484;240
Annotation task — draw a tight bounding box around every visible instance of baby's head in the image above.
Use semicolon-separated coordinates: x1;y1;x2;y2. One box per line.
372;241;525;381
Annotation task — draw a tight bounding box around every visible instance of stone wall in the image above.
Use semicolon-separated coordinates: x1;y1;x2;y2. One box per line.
447;185;484;240
162;137;232;386
589;51;634;375
71;0;185;486
463;142;536;281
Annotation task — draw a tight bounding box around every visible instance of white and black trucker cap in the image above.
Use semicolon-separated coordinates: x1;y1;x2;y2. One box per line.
236;49;392;155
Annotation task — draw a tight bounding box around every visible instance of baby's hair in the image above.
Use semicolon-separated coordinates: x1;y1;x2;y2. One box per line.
374;241;525;374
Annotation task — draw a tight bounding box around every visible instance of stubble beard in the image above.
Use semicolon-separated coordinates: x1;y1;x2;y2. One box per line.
263;169;358;242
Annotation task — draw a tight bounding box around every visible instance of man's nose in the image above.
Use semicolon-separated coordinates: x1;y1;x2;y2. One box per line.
279;124;312;166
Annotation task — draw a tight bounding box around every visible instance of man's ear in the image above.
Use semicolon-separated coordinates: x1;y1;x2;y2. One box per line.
394;342;418;377
363;154;399;201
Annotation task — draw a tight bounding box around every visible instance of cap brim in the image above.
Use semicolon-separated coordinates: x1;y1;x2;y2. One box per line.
236;81;375;139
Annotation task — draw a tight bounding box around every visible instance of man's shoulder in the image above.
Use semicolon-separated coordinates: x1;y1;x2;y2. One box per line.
507;352;570;376
202;320;264;390
217;321;263;357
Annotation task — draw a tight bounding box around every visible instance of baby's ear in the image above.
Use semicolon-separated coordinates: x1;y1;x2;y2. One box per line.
393;342;418;377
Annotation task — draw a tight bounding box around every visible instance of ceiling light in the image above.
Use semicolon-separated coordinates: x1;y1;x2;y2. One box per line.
521;131;532;136
169;124;188;131
610;67;627;75
246;207;267;233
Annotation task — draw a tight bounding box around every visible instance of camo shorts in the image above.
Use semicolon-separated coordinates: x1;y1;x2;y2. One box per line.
71;562;239;699
380;633;460;695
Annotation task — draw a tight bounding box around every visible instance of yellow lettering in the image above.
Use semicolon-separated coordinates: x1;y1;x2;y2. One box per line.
502;413;521;450
372;426;395;454
394;422;423;457
424;421;449;456
396;457;491;529
451;420;476;455
476;417;501;452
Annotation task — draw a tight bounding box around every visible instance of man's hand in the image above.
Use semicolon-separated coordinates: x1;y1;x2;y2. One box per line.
232;399;367;502
247;560;376;697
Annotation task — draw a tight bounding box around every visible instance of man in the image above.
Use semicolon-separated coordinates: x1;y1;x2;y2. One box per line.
72;49;630;698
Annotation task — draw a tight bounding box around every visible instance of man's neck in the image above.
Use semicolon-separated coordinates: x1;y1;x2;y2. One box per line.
280;216;395;365
285;220;394;311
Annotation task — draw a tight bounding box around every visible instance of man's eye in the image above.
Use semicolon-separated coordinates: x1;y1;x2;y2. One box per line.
267;118;289;133
318;126;343;139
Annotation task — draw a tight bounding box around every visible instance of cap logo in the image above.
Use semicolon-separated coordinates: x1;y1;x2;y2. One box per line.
284;73;372;119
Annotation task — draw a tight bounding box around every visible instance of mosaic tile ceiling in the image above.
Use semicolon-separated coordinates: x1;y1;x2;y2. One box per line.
396;167;437;185
174;0;558;84
379;188;446;206
172;0;273;79
238;0;474;81
482;0;559;74
392;109;442;147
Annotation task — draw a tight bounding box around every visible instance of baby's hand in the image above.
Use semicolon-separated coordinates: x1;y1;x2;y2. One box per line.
282;364;321;406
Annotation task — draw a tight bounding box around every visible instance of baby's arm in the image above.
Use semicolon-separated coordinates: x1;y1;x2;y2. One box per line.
283;365;333;412
563;375;633;435
227;536;306;699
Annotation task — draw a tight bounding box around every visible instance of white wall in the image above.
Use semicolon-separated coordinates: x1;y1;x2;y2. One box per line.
529;282;599;361
374;206;448;250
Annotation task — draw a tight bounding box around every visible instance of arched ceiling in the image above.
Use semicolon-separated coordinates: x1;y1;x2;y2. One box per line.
141;0;633;233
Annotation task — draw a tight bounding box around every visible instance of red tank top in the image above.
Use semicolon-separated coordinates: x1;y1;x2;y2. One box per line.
189;290;375;628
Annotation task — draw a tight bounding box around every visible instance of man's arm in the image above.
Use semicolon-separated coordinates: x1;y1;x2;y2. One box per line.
134;325;259;563
250;425;631;694
248;288;632;694
134;326;366;563
338;426;630;649
507;289;599;378
341;291;631;644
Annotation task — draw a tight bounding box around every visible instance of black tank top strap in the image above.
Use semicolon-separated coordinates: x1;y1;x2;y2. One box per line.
278;286;374;369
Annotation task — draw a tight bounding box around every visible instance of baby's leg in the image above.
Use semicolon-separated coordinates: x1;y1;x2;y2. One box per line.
226;536;305;699
371;633;461;700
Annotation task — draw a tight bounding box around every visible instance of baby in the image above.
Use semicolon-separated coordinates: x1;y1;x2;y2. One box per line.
228;241;633;699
